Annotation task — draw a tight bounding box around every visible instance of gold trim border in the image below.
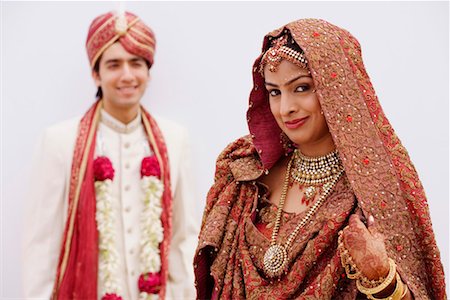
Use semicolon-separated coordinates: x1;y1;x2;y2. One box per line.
55;101;102;293
90;17;141;68
142;110;164;180
126;34;155;55
129;27;155;45
86;15;116;50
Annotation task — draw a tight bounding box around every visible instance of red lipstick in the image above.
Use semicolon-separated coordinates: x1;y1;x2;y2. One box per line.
285;117;309;129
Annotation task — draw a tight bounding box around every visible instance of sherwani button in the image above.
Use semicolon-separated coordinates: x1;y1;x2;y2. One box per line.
124;185;130;191
125;162;130;169
129;249;134;255
124;142;130;148
124;206;131;213
127;228;132;234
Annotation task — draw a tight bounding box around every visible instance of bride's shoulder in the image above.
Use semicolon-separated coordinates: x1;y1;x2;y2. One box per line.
214;135;264;182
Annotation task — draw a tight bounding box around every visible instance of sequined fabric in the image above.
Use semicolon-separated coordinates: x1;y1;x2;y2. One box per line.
195;19;446;299
195;136;363;299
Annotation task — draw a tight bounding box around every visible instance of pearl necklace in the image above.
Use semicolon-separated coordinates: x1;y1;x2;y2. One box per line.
262;152;344;278
291;149;342;185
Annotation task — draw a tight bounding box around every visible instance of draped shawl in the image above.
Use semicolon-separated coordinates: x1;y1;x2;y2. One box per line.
194;19;446;299
51;100;173;299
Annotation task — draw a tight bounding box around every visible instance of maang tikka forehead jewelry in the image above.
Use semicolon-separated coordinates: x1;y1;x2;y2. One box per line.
260;32;308;74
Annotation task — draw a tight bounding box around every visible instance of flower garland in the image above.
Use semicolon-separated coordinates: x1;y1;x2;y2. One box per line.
94;155;164;300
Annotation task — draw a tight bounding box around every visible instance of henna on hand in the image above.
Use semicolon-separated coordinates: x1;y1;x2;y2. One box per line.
342;214;389;280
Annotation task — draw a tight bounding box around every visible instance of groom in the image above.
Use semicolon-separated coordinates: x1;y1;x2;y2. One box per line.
23;10;198;299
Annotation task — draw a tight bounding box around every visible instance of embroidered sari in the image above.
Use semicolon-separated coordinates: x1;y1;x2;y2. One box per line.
194;19;446;299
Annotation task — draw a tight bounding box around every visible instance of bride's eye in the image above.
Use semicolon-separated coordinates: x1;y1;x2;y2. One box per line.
295;85;309;92
269;89;281;97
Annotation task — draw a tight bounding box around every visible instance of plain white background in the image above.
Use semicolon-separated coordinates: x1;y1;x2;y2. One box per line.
2;1;448;298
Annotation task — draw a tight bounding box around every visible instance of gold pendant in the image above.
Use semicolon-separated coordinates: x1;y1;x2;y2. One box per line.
304;186;316;200
263;244;289;278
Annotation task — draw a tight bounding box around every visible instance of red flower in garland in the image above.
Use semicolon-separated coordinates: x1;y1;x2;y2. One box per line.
101;293;123;300
141;156;161;178
94;156;115;181
138;272;161;294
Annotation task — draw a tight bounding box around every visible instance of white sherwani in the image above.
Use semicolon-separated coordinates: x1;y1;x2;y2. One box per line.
23;109;199;300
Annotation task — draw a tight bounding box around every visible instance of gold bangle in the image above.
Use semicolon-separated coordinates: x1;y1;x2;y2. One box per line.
356;258;396;295
401;283;409;298
367;273;404;300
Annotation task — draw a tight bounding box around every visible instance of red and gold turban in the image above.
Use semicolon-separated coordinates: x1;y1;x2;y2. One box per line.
86;11;156;68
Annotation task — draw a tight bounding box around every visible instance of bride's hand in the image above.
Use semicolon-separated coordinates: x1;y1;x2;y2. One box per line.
341;214;389;280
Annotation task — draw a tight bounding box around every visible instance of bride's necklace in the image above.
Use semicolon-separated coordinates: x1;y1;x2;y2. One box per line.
262;150;344;278
290;149;343;204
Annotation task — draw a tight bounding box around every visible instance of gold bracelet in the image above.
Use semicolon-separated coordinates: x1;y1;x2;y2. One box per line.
340;249;361;279
356;258;397;295
338;231;361;279
367;273;404;300
338;230;389;286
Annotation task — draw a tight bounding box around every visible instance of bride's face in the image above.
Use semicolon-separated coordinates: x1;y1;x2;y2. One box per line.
264;59;331;148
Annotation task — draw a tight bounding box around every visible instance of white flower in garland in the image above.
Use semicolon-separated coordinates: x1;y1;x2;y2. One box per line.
96;178;121;296
93;156;122;299
140;176;164;272
138;156;165;300
94;155;165;300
